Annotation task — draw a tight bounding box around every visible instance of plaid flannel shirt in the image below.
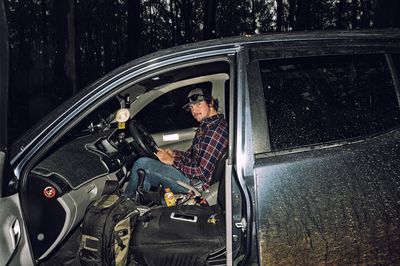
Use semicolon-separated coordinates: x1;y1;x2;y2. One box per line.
172;114;228;188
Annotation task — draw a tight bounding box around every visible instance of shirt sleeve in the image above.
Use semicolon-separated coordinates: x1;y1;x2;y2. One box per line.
173;148;192;164
172;123;228;183
173;149;186;160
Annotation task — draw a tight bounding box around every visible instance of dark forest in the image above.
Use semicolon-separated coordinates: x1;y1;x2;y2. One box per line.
4;0;400;141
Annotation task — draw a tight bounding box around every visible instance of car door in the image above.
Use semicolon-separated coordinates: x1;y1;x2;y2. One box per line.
248;38;400;265
0;1;34;265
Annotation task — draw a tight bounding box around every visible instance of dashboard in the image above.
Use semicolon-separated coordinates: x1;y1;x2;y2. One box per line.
25;128;133;260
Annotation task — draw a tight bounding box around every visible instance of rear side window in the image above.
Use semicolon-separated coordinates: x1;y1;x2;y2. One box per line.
260;54;400;151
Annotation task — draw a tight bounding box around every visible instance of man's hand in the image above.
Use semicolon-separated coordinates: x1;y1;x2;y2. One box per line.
164;148;175;157
156;148;174;165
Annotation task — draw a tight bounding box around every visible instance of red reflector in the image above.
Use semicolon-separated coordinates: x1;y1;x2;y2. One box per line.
43;186;57;198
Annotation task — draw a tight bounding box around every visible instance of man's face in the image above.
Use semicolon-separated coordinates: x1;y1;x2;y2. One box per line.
189;100;211;122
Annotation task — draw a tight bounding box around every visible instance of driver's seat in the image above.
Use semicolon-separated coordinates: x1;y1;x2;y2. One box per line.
201;152;227;206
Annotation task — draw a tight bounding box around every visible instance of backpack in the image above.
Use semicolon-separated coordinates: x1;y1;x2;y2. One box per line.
79;180;139;266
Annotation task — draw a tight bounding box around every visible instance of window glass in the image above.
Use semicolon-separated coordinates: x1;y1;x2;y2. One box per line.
135;85;201;133
391;54;400;78
260;54;400;151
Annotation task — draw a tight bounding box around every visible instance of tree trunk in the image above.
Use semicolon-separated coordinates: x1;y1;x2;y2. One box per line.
102;1;112;73
128;0;141;60
65;0;77;94
287;0;296;31
203;0;216;40
54;0;74;98
182;0;193;43
360;0;373;28
74;0;82;89
169;0;177;45
174;0;183;44
276;0;283;32
316;0;323;29
336;0;345;29
295;0;310;30
40;0;49;90
351;0;358;29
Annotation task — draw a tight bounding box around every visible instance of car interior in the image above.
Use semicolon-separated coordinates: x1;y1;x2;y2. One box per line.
21;59;237;265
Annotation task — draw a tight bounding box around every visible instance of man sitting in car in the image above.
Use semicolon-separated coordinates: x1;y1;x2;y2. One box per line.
124;86;229;196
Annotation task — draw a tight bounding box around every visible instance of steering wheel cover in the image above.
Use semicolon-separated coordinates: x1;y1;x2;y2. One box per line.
128;120;158;159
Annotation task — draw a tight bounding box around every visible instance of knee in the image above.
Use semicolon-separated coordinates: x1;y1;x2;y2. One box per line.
132;157;153;170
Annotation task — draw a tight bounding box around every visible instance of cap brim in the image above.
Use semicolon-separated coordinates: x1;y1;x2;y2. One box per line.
182;99;203;110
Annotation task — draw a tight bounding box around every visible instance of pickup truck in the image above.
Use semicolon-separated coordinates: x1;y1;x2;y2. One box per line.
1;3;400;263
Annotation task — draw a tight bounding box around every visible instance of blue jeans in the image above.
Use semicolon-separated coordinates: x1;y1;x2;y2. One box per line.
124;157;191;196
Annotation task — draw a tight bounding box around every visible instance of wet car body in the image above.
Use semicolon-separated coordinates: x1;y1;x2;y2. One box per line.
1;6;400;263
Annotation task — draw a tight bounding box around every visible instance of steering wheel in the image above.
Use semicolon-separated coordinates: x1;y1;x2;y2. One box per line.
128;120;159;159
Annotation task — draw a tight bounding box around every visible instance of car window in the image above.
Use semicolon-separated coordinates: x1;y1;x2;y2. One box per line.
134;85;199;133
260;54;400;151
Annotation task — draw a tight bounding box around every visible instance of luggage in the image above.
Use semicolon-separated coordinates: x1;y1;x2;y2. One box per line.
131;205;226;266
79;180;139;266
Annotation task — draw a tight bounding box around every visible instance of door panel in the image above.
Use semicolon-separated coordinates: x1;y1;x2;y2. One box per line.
0;193;33;266
254;129;400;265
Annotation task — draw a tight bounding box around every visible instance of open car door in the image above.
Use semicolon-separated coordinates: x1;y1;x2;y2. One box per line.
0;1;33;265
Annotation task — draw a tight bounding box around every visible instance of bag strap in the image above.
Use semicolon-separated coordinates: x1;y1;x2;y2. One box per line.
102;180;120;196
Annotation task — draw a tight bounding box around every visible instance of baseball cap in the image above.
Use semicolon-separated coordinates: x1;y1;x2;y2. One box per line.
182;87;211;110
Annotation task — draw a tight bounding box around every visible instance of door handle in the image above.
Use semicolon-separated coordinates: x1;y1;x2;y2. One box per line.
9;217;21;249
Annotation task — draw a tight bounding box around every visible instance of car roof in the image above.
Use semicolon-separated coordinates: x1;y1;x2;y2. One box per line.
10;29;400;160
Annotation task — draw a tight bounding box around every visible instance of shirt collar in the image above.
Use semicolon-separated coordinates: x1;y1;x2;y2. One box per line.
200;113;224;127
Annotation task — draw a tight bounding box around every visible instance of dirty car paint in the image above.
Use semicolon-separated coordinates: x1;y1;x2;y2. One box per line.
255;128;400;265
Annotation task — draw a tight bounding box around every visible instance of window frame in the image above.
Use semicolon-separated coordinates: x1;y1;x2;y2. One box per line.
248;43;400;156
